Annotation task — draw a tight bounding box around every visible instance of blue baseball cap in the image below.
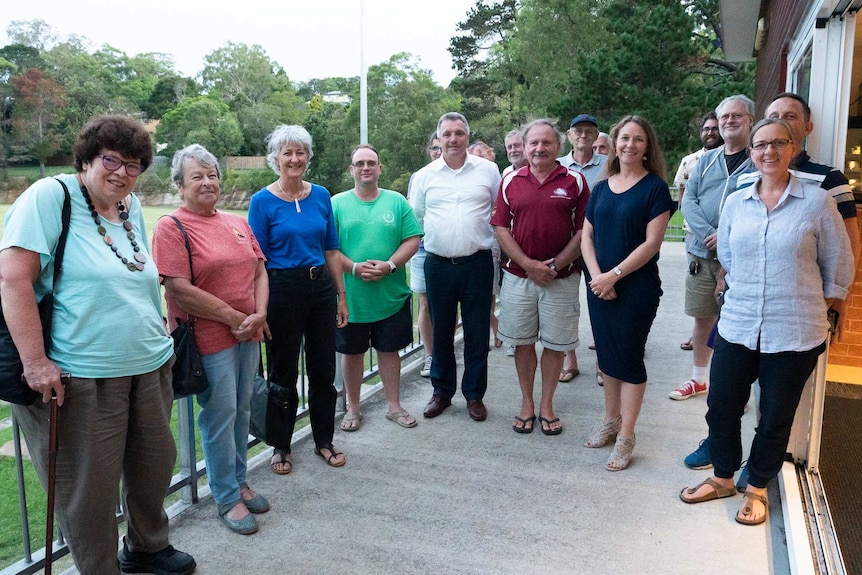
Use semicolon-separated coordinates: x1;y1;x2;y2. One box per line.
570;114;598;128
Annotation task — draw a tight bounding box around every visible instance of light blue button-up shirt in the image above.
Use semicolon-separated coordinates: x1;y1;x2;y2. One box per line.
717;174;854;353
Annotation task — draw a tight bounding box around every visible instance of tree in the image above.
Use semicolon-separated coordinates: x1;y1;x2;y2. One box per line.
5;19;59;52
156;95;243;158
142;74;200;120
10;67;66;176
201;42;287;108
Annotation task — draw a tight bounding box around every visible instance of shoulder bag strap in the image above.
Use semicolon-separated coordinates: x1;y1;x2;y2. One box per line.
166;215;195;285
51;178;72;283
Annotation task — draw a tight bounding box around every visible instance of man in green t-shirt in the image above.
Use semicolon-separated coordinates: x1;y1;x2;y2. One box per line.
331;144;423;431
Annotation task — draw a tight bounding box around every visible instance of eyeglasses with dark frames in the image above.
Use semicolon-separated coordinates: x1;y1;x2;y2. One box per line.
99;154;144;177
751;139;792;151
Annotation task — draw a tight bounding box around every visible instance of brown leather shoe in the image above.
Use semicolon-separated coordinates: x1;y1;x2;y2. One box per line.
423;394;452;418
467;399;487;421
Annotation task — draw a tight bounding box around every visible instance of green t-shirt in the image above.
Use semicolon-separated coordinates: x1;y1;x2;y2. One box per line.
331;188;423;323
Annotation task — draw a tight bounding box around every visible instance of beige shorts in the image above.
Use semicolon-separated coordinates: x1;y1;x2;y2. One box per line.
497;272;580;352
684;254;722;318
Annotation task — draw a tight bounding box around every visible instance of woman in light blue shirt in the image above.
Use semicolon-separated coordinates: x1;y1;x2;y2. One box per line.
680;118;854;526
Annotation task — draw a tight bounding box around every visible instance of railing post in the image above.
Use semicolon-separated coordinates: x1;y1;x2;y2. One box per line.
176;397;198;504
11;414;33;564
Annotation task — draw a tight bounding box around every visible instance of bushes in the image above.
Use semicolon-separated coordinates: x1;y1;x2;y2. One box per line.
221;168;274;194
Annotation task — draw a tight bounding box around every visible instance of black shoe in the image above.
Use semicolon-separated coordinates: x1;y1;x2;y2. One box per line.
119;538;196;575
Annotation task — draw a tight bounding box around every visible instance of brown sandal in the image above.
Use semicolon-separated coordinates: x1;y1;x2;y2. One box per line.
735;491;769;525
314;444;346;468
270;449;292;475
680;477;737;504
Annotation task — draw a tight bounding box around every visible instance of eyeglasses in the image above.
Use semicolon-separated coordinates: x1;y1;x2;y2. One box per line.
701;127;720;133
719;112;747;122
751;138;792;151
429;146;442;152
99;154;144;177
352;160;379;168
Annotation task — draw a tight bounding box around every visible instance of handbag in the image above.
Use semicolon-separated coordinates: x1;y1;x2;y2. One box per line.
166;216;209;399
0;179;71;405
249;342;293;446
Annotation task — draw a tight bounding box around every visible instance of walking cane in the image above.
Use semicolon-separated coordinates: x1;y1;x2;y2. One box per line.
45;373;69;575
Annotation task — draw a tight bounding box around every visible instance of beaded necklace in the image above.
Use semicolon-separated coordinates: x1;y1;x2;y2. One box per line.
81;184;147;272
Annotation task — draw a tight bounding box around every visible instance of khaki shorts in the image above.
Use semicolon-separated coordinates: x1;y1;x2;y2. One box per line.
684;254;722;318
497;272;580;352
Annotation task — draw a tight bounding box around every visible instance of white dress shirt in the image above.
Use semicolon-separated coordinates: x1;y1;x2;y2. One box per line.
409;154;502;258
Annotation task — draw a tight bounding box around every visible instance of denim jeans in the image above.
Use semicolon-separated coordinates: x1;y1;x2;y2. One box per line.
707;334;824;488
197;341;258;508
424;250;493;400
266;270;337;450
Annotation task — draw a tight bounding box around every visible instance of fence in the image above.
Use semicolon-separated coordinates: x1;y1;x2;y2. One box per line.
1;337;425;575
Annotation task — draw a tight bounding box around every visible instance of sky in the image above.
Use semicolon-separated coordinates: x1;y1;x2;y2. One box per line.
1;0;477;86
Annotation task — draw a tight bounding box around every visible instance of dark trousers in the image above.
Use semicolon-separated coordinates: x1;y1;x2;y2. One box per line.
266;270;337;450
424;250;493;400
707;334;824;488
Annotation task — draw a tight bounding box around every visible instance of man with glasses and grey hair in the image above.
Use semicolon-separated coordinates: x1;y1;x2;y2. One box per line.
410;112;502;422
676;95;758;470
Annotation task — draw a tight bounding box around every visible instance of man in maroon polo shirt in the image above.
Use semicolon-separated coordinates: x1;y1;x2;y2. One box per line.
491;119;590;435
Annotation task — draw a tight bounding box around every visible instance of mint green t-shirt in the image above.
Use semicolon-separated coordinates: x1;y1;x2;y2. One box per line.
0;174;174;378
331;189;423;323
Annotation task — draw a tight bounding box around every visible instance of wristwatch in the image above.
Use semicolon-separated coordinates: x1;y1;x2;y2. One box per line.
613;266;622;276
548;263;557;272
387;260;397;274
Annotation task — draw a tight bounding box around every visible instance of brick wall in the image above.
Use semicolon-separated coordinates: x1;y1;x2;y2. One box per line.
829;214;862;367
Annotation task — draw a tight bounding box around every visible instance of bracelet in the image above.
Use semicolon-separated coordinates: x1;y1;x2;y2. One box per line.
351;262;358;276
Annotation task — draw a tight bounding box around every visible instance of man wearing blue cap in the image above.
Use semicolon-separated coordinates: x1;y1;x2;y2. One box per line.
556;113;608;383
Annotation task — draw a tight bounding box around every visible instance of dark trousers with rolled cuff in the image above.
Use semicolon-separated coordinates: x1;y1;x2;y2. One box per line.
266;267;337;451
424;250;493;401
706;334;824;489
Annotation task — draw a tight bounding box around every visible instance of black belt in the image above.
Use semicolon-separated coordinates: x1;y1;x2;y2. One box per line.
426;250;490;265
268;266;325;280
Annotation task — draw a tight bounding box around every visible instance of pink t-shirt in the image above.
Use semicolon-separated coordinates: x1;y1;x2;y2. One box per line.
153;207;266;355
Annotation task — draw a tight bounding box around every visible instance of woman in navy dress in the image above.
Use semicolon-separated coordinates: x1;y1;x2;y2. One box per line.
581;115;676;471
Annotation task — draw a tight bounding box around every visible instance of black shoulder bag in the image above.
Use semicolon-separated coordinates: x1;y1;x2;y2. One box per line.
0;179;71;404
166;216;209;399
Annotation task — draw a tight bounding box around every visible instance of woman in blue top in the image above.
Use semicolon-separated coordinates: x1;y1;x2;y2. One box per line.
680;118;853;525
581;115;676;472
248;125;349;473
0;116;195;575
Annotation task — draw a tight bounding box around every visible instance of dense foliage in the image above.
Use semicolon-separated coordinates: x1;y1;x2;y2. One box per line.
1;4;753;195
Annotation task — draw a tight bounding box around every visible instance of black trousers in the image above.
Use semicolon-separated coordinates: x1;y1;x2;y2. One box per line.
707;334;824;488
266;269;337;450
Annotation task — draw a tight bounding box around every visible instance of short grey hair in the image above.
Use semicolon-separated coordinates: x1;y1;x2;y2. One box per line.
504;129;523;144
437;112;470;136
716;95;755;119
521;119;564;147
597;131;609;140
171;144;220;188
266;125;314;175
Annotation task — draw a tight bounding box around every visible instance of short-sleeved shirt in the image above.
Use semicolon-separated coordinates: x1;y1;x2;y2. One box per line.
673;148;706;188
247;184;339;268
0;174;173;378
331;189;423;323
557;152;608;190
491;164;589;278
152;207;266;355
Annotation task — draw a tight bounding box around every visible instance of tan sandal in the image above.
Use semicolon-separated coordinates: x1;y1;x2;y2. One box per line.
606;434;636;471
736;491;769;525
680;477;737;504
340;411;362;432
584;415;622;448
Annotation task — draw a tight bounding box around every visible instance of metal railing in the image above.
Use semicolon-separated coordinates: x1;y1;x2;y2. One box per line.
1;335;426;575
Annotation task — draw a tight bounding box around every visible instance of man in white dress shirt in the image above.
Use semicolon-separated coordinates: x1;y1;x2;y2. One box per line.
410;112;502;421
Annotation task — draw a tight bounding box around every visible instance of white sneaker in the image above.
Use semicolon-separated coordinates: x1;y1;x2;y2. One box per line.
420;355;432;377
669;379;707;400
506;345;516;357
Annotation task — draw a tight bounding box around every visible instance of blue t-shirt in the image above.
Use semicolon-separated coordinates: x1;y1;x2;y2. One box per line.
247;184;340;268
0;174;174;378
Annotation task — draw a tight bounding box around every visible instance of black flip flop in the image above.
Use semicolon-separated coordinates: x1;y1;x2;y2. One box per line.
512;414;536;434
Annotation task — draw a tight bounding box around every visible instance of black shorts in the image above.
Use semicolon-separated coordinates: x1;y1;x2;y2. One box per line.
335;299;413;354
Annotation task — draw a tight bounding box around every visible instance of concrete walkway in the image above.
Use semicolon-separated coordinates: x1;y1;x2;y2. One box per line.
165;242;789;575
